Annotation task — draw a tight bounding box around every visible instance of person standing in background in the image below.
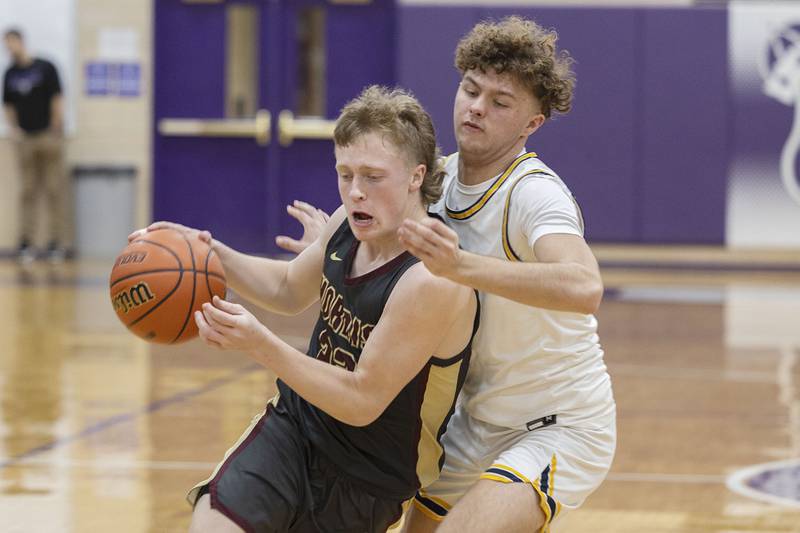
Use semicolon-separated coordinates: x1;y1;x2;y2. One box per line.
3;28;71;263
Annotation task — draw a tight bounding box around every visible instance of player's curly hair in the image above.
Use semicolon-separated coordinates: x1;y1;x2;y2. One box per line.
334;85;445;206
455;16;575;118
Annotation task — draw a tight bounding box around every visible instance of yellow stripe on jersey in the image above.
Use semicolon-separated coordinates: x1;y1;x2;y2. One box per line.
415;359;468;488
500;169;554;261
446;152;538;220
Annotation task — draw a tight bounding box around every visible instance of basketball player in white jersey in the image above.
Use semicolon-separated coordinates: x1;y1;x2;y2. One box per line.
278;16;616;533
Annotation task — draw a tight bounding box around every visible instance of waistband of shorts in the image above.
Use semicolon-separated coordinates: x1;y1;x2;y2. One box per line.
468;406;616;432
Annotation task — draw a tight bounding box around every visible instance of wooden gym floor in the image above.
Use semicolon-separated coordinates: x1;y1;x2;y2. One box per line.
1;247;800;532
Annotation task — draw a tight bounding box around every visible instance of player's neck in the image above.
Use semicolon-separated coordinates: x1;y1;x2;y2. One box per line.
458;141;527;186
14;53;33;67
356;236;405;274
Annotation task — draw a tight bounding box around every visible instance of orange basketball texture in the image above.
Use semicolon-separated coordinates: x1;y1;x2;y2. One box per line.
109;228;226;344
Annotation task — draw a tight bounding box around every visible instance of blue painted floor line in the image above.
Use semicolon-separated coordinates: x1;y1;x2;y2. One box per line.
0;362;261;470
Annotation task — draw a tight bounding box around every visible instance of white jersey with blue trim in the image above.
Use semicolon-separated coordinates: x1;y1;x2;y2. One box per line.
428;151;615;430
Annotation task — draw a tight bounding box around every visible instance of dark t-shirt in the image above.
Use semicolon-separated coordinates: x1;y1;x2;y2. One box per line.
3;58;62;133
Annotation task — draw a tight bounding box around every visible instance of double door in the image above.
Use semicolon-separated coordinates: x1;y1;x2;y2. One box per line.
154;0;395;252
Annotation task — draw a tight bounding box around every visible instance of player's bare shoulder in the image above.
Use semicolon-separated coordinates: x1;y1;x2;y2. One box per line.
405;262;473;305
388;262;477;358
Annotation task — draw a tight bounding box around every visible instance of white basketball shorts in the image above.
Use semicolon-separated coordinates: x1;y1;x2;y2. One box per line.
414;404;616;531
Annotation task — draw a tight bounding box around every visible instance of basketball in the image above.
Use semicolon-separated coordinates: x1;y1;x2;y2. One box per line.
109;228;227;344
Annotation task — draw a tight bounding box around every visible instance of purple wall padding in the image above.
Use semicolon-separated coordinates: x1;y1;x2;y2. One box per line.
397;7;482;154
397;5;729;244
153;2;225;119
481;7;641;242
326;3;397;115
639;8;729;243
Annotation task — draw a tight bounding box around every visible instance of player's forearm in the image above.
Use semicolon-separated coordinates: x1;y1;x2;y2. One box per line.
212;241;306;315
250;334;382;426
451;251;603;314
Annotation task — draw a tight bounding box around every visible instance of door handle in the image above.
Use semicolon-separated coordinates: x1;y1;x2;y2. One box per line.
158;109;271;145
278;110;336;146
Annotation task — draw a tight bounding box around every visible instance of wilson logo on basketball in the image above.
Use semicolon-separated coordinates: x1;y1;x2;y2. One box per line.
115;251;148;267
113;282;156;314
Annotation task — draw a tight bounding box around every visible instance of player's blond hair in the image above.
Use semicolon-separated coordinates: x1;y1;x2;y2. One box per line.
455;16;575;118
334;85;445;206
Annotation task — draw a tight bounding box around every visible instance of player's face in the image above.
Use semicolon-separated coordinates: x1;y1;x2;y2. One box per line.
453;68;545;163
335;132;425;244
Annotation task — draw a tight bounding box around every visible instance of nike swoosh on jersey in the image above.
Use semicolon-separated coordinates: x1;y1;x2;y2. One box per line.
330;251;342;261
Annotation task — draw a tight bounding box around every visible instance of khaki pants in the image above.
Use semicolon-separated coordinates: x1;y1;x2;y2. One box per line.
17;131;71;247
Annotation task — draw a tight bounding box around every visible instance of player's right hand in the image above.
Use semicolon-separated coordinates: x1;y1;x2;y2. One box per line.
275;200;329;254
127;221;213;245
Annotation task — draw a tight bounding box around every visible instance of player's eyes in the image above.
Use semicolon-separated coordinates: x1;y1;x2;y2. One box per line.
495;101;509;108
461;84;478;97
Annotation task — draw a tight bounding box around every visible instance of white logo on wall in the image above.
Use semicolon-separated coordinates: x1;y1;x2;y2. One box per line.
761;24;800;206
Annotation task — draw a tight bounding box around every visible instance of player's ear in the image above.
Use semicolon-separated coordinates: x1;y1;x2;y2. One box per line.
524;112;546;137
409;164;426;192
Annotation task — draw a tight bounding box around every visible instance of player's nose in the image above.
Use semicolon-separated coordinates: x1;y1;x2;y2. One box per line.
348;181;366;201
468;97;486;117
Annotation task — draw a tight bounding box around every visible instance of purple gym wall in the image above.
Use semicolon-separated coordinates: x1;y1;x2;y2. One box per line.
397;5;729;244
153;2;800;248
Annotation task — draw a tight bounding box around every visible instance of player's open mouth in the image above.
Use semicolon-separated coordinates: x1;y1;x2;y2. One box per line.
352;211;373;225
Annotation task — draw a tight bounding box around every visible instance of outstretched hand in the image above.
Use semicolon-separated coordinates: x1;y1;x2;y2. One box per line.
127;221;213;245
398;218;462;278
275;200;329;254
194;295;270;353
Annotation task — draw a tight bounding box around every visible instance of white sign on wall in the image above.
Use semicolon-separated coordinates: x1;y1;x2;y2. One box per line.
728;1;800;247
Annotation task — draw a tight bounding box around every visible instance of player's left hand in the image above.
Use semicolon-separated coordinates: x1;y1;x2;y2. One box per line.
275;200;330;254
398;217;462;278
195;295;270;353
